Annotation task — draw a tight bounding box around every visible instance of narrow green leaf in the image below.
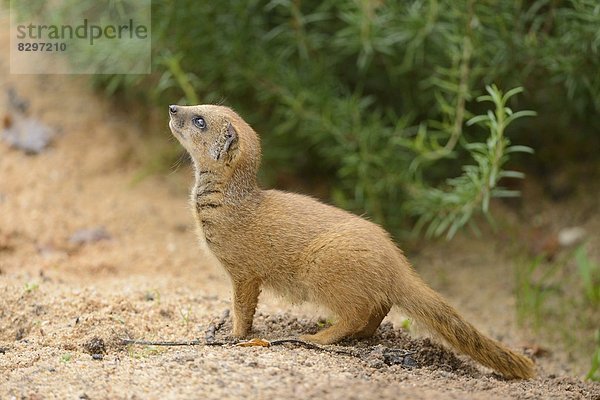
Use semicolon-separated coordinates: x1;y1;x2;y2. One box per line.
499;170;526;179
466;115;489;126
506;145;535;154
503;86;524;103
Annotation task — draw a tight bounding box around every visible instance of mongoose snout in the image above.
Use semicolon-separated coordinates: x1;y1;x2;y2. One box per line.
169;103;535;380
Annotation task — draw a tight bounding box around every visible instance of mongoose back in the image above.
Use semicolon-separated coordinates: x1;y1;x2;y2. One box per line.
168;104;535;379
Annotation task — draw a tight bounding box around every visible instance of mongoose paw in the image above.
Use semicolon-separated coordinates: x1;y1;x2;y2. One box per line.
299;333;337;345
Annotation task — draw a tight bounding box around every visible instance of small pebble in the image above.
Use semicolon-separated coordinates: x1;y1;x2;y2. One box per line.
1;117;54;154
83;337;106;355
69;227;111;245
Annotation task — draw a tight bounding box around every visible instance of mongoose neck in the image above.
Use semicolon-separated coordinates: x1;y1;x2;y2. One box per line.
193;163;260;208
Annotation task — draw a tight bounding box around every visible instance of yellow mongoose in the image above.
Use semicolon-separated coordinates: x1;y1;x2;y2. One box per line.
168;104;535;379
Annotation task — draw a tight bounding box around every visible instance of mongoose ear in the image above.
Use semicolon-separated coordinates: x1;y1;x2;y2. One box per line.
222;122;238;155
209;122;238;161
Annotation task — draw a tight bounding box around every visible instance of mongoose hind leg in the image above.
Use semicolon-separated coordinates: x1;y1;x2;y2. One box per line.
300;304;384;345
300;318;369;345
352;304;391;339
231;278;260;338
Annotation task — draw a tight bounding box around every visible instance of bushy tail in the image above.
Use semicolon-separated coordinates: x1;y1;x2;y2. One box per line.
397;275;535;379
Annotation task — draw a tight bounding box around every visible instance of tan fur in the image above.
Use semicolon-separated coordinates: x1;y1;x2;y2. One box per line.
168;104;535;379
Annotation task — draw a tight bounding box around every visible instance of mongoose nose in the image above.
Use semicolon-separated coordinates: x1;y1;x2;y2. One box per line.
169;105;178;115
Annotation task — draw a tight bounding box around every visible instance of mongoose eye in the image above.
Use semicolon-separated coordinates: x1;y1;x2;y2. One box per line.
192;116;207;130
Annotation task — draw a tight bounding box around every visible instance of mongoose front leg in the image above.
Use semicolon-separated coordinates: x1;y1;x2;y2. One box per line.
231;278;260;338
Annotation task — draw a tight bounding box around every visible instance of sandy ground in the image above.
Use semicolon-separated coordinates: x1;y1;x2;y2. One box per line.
1;9;599;400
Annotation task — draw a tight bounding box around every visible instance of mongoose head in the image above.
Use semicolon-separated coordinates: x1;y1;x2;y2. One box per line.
168;104;261;181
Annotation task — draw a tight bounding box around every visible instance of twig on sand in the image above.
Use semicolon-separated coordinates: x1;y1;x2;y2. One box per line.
118;335;347;353
120;338;206;346
269;338;359;356
119;335;367;357
119;308;232;347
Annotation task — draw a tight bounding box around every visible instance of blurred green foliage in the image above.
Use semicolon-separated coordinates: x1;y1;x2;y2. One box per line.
516;244;600;380
16;0;600;238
